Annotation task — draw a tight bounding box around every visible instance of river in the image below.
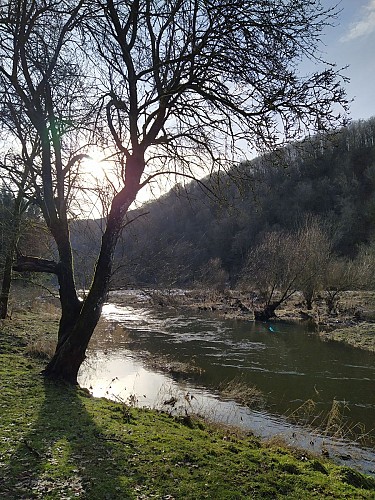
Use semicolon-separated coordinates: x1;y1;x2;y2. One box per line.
78;290;375;476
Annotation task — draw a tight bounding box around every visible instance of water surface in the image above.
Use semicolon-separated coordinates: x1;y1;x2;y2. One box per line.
78;292;375;475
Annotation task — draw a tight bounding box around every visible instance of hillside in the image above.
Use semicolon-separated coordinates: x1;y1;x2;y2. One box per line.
69;118;375;290
109;118;375;288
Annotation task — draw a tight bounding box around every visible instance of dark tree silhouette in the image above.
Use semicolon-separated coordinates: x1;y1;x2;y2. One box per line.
0;0;348;383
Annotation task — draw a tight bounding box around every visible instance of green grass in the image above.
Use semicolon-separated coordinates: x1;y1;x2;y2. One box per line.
1;311;375;499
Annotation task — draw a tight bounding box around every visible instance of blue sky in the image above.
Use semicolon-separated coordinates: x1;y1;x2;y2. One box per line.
322;0;375;121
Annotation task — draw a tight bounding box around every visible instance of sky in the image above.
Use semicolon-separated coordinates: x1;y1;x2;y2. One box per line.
322;0;375;121
82;0;375;213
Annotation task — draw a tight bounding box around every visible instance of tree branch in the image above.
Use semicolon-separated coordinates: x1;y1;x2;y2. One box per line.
13;256;59;275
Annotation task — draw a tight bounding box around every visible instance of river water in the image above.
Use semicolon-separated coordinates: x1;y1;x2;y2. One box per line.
78;290;375;475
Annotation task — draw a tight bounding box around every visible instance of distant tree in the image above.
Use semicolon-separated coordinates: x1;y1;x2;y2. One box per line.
0;0;348;383
320;239;375;315
0;156;33;318
0;187;13;260
241;218;335;319
0;178;52;318
296;218;333;309
0;187;26;318
240;230;301;320
323;258;357;314
198;257;229;293
0;187;15;313
354;242;375;291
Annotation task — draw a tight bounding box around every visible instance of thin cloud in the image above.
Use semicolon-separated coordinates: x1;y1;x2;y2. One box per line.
341;0;375;41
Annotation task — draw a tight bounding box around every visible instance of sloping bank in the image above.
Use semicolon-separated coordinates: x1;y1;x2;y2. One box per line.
318;323;375;353
0;311;374;499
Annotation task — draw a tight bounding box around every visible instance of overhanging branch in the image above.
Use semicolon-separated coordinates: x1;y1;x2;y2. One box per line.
13;256;59;275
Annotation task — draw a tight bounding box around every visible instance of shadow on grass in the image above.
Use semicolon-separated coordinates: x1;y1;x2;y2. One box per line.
0;376;134;499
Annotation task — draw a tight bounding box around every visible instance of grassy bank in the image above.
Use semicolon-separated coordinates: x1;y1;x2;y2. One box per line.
318;323;375;353
1;309;375;499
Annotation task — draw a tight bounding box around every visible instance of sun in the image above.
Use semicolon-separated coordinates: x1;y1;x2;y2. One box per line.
74;147;170;216
65;148;117;219
82;147;113;183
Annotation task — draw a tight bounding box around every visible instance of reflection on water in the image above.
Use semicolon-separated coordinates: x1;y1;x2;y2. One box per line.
78;293;375;475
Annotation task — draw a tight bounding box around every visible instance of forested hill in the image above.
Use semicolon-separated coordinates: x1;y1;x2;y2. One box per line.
73;117;375;289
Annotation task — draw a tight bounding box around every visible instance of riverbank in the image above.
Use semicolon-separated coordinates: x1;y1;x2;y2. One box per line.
1;308;375;499
143;289;375;354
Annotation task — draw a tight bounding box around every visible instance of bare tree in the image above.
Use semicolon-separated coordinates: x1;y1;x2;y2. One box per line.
0;185;17;317
0;177;28;318
0;0;95;376
0;0;349;383
241;231;302;320
0;125;48;317
323;258;358;314
296;217;333;309
241;219;334;319
353;242;375;292
198;257;229;293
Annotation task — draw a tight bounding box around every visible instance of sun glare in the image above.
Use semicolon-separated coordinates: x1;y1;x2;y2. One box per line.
67;149;116;219
83;148;112;183
74;148;176;218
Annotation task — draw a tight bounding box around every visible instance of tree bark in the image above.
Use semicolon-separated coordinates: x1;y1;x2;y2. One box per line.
43;156;143;384
13;256;59;274
0;252;14;319
254;301;280;321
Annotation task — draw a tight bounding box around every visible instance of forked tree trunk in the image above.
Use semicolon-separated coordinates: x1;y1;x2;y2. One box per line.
13;217;110;384
43;300;104;384
43;170;140;384
43;216;122;383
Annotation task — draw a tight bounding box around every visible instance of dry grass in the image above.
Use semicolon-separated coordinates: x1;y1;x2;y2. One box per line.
8;283;60;318
4;284;60;361
31;298;60;316
219;376;264;409
139;352;205;376
25;337;57;360
287;398;374;447
319;324;375;353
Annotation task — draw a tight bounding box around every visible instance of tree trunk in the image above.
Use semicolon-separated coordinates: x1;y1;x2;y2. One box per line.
50;225;82;347
44;156;143;384
43;273;110;384
0;193;24;319
303;290;314;310
0;252;14;319
254;301;280;321
326;293;337;314
43;218;121;382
